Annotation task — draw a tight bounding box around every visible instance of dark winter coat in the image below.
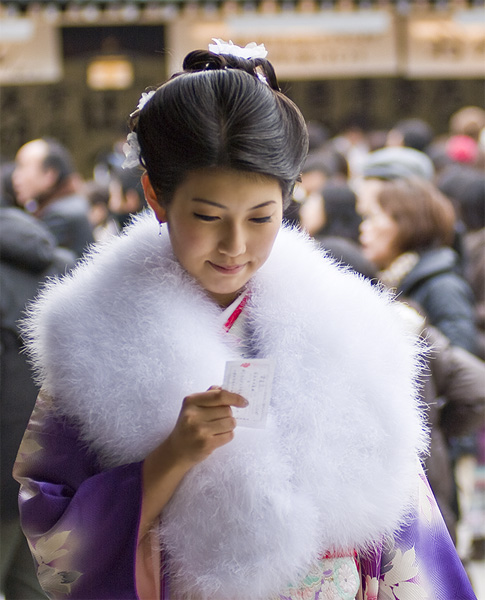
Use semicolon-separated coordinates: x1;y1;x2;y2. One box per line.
0;207;76;521
422;325;485;542
38;193;95;258
399;247;478;355
464;228;485;360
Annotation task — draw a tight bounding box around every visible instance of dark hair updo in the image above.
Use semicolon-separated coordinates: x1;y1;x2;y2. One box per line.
129;48;309;207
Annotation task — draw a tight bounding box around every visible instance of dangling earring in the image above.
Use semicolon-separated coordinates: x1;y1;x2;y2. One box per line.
158;222;163;237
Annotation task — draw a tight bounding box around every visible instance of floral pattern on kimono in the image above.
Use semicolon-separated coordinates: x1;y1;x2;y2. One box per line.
360;471;477;600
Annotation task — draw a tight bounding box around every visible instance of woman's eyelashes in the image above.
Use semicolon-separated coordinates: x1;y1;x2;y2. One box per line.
193;213;273;224
193;213;219;221
250;216;272;223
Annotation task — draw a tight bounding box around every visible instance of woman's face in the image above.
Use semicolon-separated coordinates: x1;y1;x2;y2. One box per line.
359;202;401;270
146;168;283;307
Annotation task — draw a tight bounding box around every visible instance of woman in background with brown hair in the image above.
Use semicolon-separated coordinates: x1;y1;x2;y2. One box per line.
359;176;478;355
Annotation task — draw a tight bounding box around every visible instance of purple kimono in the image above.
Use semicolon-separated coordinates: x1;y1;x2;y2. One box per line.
13;220;478;599
14;392;476;599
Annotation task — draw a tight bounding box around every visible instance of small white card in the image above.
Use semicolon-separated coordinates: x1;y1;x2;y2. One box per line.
222;359;275;429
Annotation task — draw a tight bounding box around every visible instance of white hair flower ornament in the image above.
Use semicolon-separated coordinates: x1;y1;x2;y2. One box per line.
130;89;156;117
209;38;268;60
122;132;141;170
137;90;156;111
123;90;156;169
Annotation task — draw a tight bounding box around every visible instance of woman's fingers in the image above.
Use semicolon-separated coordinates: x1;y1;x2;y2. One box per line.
176;404;236;437
197;404;235;423
168;387;248;465
183;388;248;411
209;415;238;436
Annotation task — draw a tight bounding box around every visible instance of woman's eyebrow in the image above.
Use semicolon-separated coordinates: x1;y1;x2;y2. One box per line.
248;201;277;211
192;198;226;209
191;198;277;210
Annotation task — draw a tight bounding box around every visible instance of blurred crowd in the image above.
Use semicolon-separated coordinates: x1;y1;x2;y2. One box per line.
1;104;484;597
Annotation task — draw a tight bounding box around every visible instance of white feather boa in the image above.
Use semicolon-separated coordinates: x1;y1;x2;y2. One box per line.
22;212;428;599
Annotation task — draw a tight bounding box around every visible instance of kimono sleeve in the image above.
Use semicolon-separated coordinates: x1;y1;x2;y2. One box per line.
360;470;477;600
13;392;144;599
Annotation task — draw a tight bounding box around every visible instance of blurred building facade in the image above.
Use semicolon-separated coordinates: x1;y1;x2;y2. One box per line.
0;0;484;176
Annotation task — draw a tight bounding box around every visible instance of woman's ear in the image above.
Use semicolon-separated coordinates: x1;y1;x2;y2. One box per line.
141;173;167;223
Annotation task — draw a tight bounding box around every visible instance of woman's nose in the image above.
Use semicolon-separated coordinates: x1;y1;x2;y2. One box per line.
218;223;246;257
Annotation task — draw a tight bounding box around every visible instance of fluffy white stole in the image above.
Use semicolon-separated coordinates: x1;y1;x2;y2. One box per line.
22;212;428;599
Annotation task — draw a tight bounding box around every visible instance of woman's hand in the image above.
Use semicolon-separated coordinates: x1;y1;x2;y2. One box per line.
167;386;248;468
139;386;247;536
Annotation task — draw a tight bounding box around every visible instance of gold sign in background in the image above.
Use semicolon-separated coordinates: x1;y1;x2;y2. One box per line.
168;11;398;79
168;8;485;79
407;10;485;78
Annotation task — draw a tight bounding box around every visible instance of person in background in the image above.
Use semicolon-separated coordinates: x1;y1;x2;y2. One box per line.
108;165;146;230
299;183;376;280
438;166;485;359
305;120;330;152
1;201;76;598
84;180;120;244
359;175;477;355
358;145;435;201
414;317;485;546
357;144;472;269
283;140;348;231
0;162;19;208
459;175;485;360
356;145;435;219
312;183;362;243
448;106;485;172
437;165;485;562
449;106;485;145
386;117;434;154
12;138;94;258
296;151;339;199
331;115;370;182
446;135;481;167
292;150;349;236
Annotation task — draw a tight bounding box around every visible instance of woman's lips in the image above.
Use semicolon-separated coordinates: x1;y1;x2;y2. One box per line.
209;262;246;274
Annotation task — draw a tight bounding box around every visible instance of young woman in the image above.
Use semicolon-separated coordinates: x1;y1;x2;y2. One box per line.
359;176;478;356
14;41;475;599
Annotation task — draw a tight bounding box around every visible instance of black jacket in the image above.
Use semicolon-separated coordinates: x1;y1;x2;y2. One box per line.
38;193;95;258
399;247;478;355
0;207;76;520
